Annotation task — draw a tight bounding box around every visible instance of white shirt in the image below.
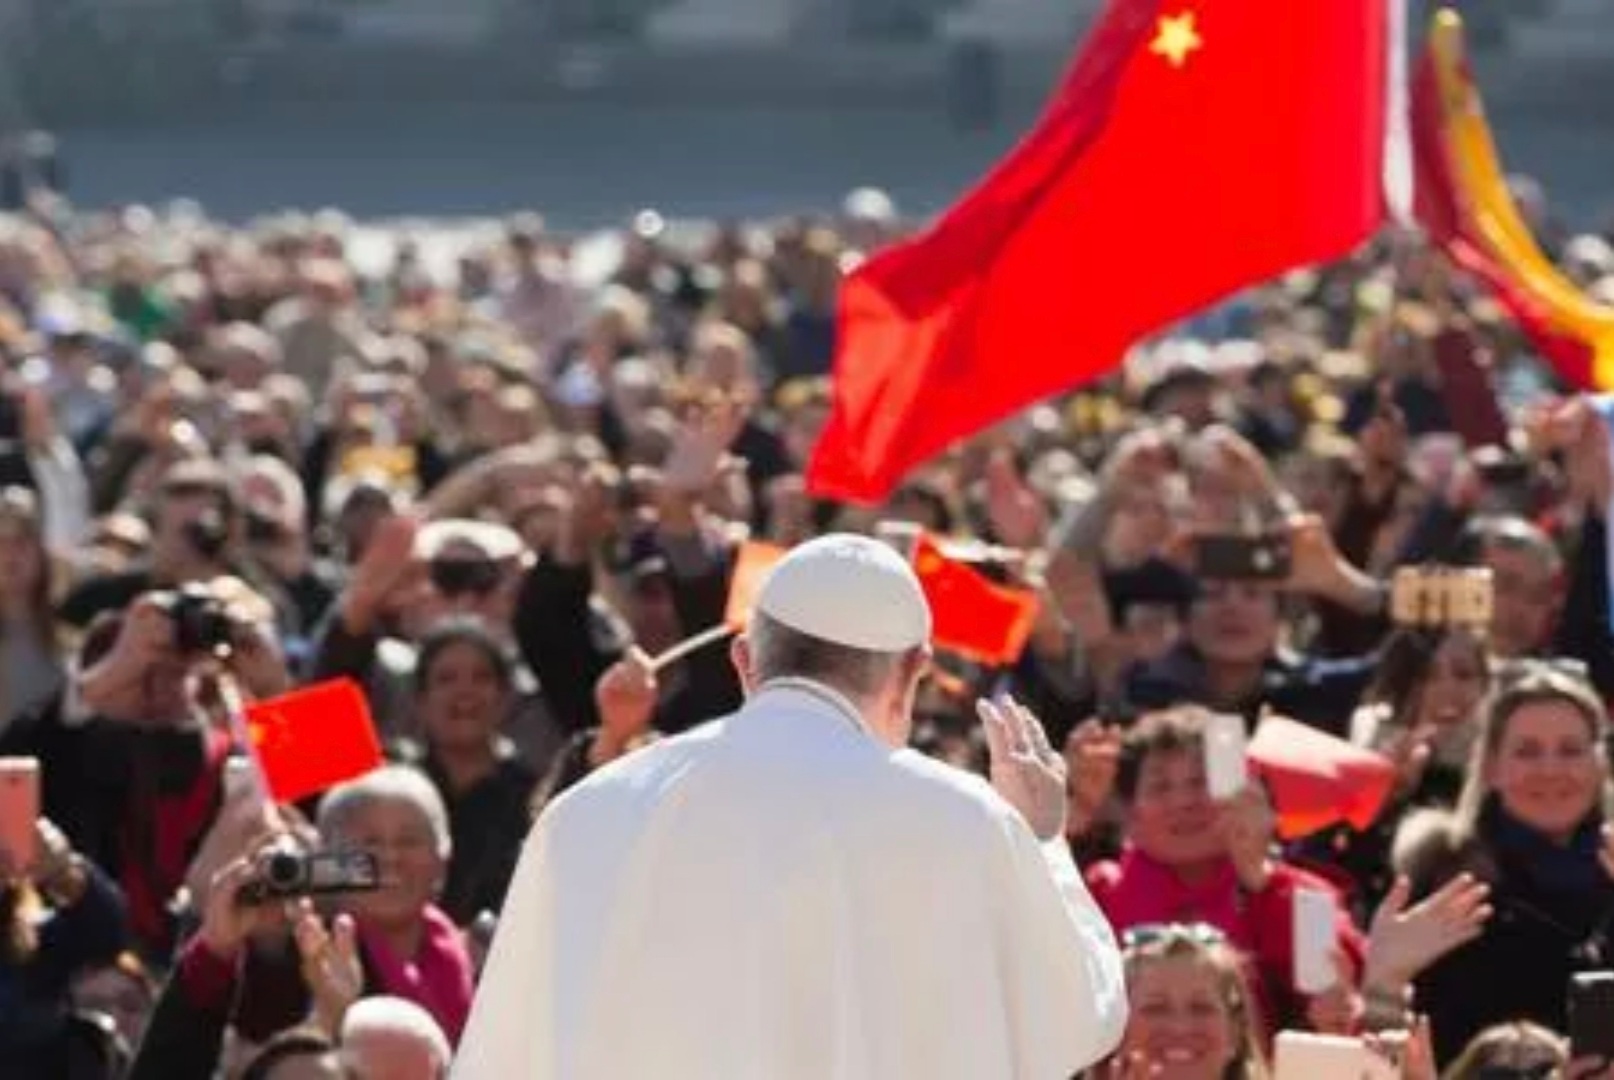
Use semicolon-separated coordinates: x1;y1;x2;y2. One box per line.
454;685;1127;1079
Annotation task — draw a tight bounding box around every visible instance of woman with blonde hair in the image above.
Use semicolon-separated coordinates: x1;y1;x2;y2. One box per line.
1391;664;1614;1064
1092;923;1267;1080
0;487;63;733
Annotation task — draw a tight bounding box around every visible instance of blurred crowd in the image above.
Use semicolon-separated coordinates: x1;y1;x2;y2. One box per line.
0;170;1610;1079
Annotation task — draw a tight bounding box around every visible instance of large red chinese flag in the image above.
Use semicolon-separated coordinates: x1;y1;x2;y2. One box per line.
912;534;1040;667
1409;52;1598;390
807;0;1392;504
246;679;384;805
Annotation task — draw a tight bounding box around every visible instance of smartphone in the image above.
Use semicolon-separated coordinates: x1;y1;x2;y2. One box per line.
1194;533;1292;581
238;850;383;905
1273;1032;1398;1080
1204;713;1248;800
1568;972;1614;1061
1293;888;1340;995
0;758;40;869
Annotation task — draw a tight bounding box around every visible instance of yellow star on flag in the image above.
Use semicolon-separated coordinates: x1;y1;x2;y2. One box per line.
1150;11;1203;68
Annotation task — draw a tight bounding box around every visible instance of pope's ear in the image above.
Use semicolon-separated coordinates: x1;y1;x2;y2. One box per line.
730;633;757;690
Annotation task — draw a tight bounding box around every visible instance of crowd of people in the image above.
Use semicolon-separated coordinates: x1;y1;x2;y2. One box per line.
0;172;1610;1078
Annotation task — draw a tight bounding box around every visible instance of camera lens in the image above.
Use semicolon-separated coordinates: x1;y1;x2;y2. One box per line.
264;852;304;891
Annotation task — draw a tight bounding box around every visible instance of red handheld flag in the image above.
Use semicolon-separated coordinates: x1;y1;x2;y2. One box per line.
807;0;1392;504
723;541;790;630
1248;717;1396;841
912;533;1040;667
246;679;384;805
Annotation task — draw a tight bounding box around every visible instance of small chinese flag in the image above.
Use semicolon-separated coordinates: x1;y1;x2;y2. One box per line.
1248;717;1396;840
723;541;790;630
246;679;384;805
912;533;1040;667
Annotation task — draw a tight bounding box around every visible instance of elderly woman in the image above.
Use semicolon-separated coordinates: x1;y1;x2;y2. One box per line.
1393;664;1614;1065
317;766;475;1045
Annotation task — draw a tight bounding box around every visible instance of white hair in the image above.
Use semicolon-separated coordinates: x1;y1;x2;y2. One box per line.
341;996;451;1080
317;766;451;861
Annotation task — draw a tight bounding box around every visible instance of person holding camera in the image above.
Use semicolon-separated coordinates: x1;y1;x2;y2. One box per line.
2;579;290;960
128;839;352;1080
60;458;248;631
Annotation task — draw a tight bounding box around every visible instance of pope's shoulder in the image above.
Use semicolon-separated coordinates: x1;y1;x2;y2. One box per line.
539;710;1021;836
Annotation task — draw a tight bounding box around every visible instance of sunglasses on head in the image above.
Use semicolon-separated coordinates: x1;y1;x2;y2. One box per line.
1472;1066;1557;1080
1121;922;1228;950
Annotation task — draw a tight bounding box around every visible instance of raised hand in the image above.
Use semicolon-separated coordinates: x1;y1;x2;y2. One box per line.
983;450;1047;550
978;696;1068;842
340;513;421;635
591;647;659;766
1364;874;1491;992
1064;720;1122;835
1215;786;1275;892
295;903;364;1037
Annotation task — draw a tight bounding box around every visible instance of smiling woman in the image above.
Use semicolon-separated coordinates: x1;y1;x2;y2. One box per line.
1092;924;1268;1080
1391;665;1614;1065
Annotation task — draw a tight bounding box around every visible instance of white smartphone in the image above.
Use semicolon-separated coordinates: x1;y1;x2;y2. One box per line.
1203;713;1248;800
1293;887;1340;995
0;758;40;869
1274;1032;1398;1080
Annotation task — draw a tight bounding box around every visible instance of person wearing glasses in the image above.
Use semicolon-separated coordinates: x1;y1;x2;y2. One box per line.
1393;666;1614;1065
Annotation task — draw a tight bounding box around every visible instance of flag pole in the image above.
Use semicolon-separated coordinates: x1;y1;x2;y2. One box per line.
214;669;274;809
647;625;737;674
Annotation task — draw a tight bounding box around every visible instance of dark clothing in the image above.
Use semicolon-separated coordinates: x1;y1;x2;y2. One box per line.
0;697;229;960
57;568;154;630
0;864;129;1079
394;740;537;925
514;554;741;738
1312;470;1399;658
1404;805;1614;1065
1124;642;1374;736
1554;513;1614;703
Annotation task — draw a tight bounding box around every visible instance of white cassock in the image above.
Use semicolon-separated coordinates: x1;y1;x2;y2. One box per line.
454;683;1127;1079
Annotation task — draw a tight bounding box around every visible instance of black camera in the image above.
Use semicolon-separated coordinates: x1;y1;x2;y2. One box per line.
153;585;235;655
238;850;382;905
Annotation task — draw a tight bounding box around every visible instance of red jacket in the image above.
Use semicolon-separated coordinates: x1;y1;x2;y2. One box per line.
1086;846;1365;1038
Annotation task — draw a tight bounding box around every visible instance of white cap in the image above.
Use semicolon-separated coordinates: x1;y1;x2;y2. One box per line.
754;534;931;653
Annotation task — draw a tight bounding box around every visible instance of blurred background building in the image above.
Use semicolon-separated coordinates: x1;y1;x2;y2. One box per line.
0;0;1609;225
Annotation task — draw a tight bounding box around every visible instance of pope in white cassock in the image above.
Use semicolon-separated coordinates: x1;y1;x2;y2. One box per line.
454;533;1127;1079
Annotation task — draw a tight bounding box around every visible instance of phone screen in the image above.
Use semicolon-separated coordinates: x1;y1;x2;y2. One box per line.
1204;713;1248;800
0;758;40;868
1293;888;1340;995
